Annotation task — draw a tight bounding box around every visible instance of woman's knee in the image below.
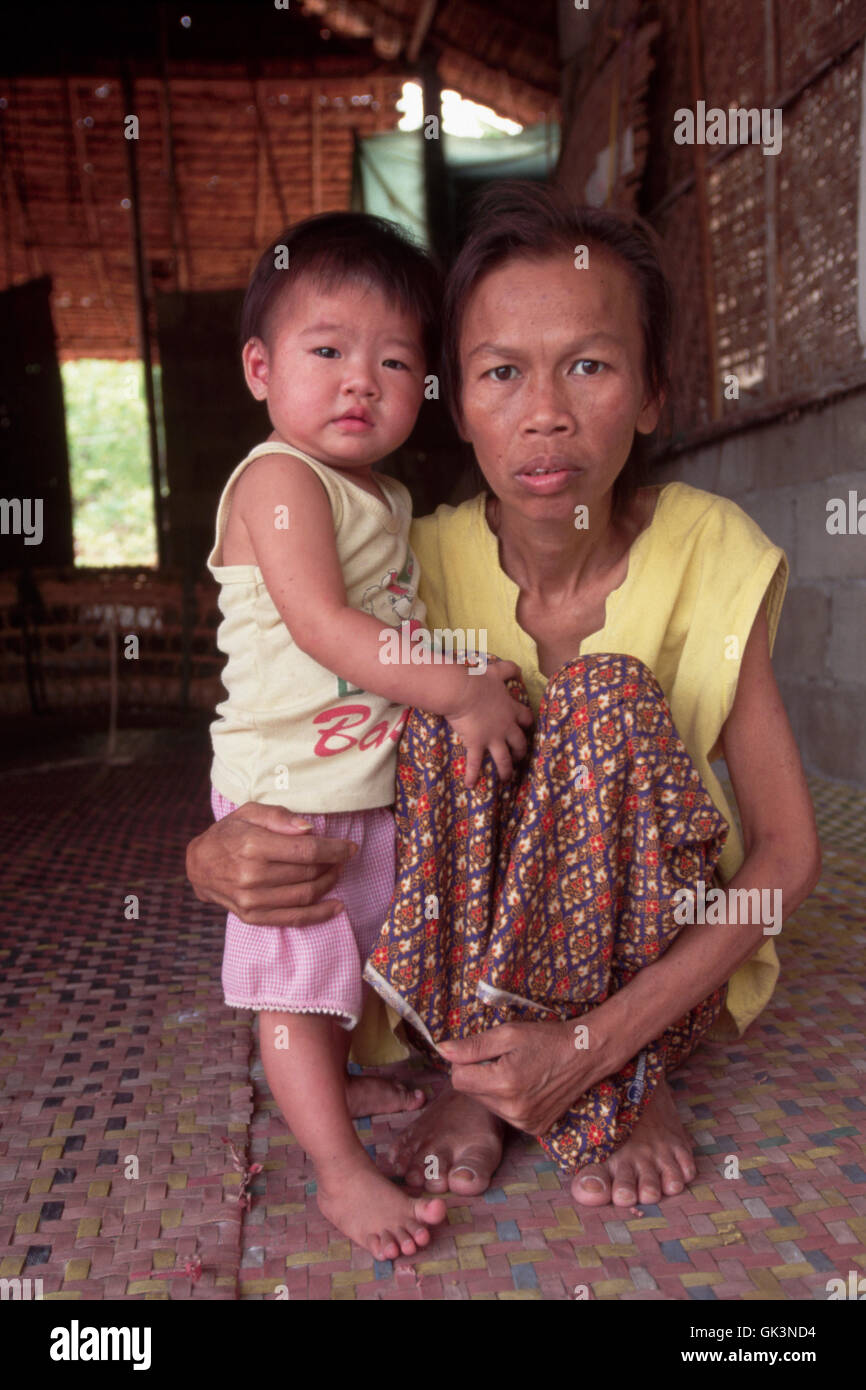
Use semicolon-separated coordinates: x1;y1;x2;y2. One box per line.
544;653;665;708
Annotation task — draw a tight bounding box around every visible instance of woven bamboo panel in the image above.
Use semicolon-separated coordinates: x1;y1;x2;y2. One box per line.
0;75;405;361
655;189;711;435
562;0;866;436
556;17;659;212
775;49;864;398
778;0;866;92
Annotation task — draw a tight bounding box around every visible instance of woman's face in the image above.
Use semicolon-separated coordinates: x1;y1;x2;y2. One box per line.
457;249;661;523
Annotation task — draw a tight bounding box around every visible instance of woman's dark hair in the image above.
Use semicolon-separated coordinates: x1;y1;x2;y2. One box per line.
241;211;442;368
441;181;674;516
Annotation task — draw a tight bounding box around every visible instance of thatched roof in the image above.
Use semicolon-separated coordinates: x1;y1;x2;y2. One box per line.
1;0;561;359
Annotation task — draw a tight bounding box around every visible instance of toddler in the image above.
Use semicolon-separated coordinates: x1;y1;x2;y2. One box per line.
207;213;532;1261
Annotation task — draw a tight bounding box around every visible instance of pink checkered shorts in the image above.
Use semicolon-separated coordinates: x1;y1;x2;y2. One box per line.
212;787;396;1029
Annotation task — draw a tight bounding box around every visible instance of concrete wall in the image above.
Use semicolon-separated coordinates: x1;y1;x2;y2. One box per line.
653;389;866;786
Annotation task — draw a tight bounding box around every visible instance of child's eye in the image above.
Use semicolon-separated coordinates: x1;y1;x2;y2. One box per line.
571;359;605;376
382;358;410;371
312;346;340;358
485;365;519;382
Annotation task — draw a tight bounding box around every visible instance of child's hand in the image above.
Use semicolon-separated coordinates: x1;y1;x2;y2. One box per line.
446;661;534;788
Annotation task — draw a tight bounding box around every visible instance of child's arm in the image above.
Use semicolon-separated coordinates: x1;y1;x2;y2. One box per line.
232;453;533;784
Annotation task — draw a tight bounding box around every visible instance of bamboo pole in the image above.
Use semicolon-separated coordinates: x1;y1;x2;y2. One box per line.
120;61;167;569
686;0;721;422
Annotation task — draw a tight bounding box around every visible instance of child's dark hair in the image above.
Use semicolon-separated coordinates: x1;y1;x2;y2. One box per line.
441;181;674;515
241;211;442;368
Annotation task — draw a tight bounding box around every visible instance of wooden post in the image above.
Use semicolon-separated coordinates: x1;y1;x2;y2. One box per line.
121;61;167;568
419;52;452;264
686;0;722;421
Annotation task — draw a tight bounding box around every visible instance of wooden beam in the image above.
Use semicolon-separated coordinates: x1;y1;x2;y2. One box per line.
64;79;128;338
0;81;44;281
311;88;323;213
686;0;721;422
407;0;438;65
120;62;167;569
249;68;289;227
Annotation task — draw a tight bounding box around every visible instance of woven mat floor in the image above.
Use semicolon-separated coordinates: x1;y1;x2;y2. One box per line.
1;739;864;1302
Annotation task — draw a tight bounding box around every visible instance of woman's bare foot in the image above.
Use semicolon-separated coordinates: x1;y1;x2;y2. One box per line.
571;1078;696;1207
345;1073;426;1119
386;1085;505;1195
317;1156;447;1260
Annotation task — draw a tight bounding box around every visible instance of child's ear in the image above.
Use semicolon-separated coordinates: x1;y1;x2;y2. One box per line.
242;337;269;400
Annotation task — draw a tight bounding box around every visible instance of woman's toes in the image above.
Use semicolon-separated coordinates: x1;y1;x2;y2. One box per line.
571;1166;612;1205
673;1147;697;1182
610;1163;639;1205
659;1162;686;1195
634;1169;662;1204
448;1164;485;1195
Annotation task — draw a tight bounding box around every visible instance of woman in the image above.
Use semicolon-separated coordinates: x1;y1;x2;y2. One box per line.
187;182;820;1219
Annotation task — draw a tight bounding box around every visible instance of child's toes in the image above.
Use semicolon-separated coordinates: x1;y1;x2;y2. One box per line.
372;1231;400;1261
394;1227;418;1256
417;1196;447;1223
383;1236;402;1260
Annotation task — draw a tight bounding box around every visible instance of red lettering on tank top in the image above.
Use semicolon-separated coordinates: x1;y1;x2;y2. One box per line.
359;721;389;750
311;703;411;757
312;704;370;756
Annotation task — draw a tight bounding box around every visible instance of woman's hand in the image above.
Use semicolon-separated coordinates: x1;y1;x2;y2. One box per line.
438;1018;608;1136
185;801;358;926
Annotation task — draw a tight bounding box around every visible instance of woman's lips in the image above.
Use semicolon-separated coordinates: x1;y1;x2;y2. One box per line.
515;460;581;494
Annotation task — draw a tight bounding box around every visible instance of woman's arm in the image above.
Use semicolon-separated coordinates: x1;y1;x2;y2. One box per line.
588;603;821;1076
440;605;822;1134
236;454;531;782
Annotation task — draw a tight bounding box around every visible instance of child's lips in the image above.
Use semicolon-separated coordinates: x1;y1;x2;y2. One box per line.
334;410;374;431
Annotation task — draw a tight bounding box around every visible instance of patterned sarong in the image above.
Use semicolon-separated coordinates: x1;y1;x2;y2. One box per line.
364;655;729;1171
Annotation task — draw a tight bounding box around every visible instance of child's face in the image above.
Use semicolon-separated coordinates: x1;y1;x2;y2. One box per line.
243;276;426;470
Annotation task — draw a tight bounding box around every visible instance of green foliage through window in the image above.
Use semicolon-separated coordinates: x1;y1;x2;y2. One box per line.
62;360;158;568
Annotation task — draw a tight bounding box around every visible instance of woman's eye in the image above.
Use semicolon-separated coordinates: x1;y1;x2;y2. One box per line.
572;359;604;376
312;346;340;358
486;365;519;382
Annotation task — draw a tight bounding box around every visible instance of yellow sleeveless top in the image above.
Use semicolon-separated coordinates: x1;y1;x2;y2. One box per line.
351;481;788;1062
208;441;426;814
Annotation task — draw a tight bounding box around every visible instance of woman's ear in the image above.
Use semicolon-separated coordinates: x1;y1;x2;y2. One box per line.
242;337;269;401
636;386;665;436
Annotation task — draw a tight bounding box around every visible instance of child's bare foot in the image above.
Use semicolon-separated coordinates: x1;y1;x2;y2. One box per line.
317;1157;447;1260
344;1073;426;1119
